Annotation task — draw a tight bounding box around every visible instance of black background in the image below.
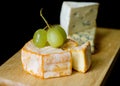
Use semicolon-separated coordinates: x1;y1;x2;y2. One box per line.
0;0;120;86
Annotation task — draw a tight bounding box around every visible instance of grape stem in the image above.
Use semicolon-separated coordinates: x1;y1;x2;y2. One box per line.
43;26;48;30
40;8;50;29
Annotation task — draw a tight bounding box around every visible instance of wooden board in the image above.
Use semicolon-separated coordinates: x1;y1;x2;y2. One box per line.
0;27;120;86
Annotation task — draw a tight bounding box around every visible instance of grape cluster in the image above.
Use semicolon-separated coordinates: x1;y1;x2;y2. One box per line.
33;9;67;48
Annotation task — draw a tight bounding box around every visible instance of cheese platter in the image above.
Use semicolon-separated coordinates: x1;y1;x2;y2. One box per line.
0;1;120;86
0;27;120;86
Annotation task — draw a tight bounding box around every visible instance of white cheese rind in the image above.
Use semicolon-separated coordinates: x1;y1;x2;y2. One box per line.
62;40;92;73
71;42;91;73
21;40;72;79
60;1;99;35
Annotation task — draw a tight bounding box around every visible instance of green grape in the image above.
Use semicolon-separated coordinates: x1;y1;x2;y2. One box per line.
39;8;67;48
53;25;67;42
47;27;65;48
33;29;47;48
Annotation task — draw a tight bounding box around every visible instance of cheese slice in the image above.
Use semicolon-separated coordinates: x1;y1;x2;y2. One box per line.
70;41;91;73
21;40;72;79
62;40;92;73
60;1;99;35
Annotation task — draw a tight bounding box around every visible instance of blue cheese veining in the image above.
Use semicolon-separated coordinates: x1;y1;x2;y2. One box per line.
60;1;99;53
68;28;96;53
60;1;99;35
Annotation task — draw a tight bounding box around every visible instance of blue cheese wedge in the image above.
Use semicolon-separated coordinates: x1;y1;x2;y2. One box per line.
60;1;99;35
21;40;72;79
60;1;99;53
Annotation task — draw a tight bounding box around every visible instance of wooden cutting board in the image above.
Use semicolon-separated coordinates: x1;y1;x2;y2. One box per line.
0;27;120;86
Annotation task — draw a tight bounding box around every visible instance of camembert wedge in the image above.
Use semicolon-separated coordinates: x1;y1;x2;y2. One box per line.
70;42;91;72
62;39;92;73
21;40;72;79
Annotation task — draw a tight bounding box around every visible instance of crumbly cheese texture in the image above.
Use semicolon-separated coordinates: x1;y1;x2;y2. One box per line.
60;1;99;53
60;1;99;35
70;41;91;73
68;28;96;53
21;40;72;79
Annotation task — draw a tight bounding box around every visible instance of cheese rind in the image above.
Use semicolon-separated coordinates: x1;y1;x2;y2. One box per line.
62;40;92;73
21;39;92;79
70;41;91;72
21;40;72;79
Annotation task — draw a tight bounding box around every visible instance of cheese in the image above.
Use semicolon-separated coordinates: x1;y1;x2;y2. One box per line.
68;28;96;53
62;40;92;73
60;1;99;53
61;39;78;50
60;1;99;35
21;39;92;78
21;40;72;79
70;41;91;73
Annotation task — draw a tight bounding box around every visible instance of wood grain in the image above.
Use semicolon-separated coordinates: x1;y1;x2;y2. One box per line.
0;27;120;86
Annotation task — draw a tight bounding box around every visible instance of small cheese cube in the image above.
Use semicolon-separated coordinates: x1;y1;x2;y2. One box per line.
21;40;72;79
